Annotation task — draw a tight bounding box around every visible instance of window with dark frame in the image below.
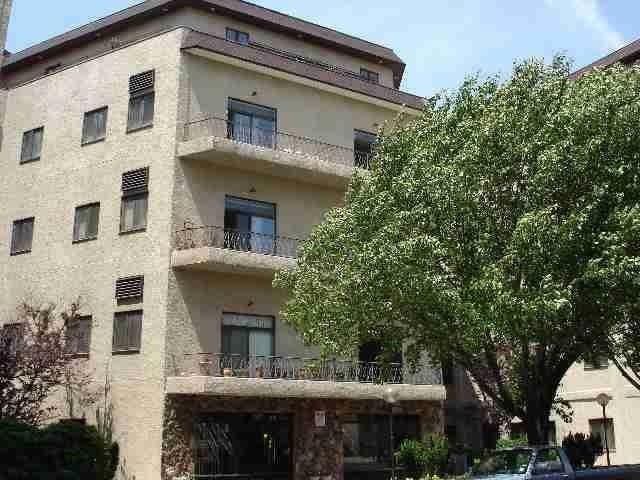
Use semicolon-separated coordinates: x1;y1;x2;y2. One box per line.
228;98;276;148
73;203;100;242
66;316;92;357
589;418;616;450
226;27;250;45
360;68;379;84
10;217;35;255
584;356;609;370
222;313;274;358
120;167;149;233
112;310;143;354
127;70;155;132
224;196;276;255
82;107;108;145
1;323;25;356
20;127;44;163
353;130;377;169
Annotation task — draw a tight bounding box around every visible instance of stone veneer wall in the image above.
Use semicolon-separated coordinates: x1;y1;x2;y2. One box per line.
162;395;443;480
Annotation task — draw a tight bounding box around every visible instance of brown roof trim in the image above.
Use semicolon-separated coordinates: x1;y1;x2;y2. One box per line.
2;0;406;87
182;30;424;111
571;38;640;79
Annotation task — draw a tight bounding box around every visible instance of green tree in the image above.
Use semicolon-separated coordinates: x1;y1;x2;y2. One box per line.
609;317;640;391
275;58;640;445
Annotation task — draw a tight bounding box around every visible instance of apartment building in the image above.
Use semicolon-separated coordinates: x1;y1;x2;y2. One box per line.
0;1;445;479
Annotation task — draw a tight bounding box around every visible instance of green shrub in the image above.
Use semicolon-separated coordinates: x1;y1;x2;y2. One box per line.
497;434;528;449
398;439;428;479
0;419;119;480
423;433;450;477
562;432;603;469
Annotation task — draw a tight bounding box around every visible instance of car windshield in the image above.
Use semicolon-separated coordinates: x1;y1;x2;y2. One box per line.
472;449;532;476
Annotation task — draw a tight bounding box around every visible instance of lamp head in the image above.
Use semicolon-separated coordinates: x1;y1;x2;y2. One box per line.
596;393;612;407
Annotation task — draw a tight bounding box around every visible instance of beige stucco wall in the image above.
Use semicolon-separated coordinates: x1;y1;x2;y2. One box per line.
0;29;184;480
551;361;640;465
183;52;401;149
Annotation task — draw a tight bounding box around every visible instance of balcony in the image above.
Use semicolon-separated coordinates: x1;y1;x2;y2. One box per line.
171;225;300;276
166;353;446;402
177;116;373;187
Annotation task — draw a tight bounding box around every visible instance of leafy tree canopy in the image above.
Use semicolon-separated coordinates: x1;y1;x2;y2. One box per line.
275;57;640;444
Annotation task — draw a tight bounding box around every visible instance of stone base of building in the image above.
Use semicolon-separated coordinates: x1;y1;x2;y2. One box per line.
162;394;443;480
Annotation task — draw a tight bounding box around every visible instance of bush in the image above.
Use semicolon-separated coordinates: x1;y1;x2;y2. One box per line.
562;432;603;469
497;434;528;449
0;419;118;480
397;434;450;479
423;433;450;476
398;439;428;479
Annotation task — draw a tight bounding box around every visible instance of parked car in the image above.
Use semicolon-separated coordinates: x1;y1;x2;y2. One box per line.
469;446;640;479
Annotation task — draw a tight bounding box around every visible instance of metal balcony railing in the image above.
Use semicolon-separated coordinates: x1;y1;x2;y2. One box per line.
182;115;373;169
174;225;301;259
178;353;443;385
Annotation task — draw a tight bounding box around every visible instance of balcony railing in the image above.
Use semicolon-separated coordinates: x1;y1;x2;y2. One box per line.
178;353;443;385
174;225;301;259
182;116;374;169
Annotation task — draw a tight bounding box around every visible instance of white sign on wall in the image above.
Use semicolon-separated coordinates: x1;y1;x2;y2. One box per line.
314;410;326;427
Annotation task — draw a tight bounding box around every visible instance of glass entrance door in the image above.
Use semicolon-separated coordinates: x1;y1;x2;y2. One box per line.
195;413;292;479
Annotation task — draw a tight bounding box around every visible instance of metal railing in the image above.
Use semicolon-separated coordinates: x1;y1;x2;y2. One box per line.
178;353;443;385
174;225;301;259
182;115;368;169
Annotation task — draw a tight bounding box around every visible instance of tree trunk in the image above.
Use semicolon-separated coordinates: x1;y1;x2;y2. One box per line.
524;402;552;446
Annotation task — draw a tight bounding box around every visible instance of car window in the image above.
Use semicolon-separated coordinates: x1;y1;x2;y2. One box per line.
533;448;565;475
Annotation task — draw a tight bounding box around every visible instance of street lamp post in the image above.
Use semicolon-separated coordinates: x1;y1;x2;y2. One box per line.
383;387;398;480
596;393;612;467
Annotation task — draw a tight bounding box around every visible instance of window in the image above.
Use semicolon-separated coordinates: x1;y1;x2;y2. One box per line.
82;107;108;144
1;323;24;356
10;217;34;255
354;130;377;169
228;99;276;148
533;448;565;475
343;415;420;468
120;167;149;233
226;27;250;45
584;356;609;370
112;310;142;353
360;68;379;84
127;70;155;131
590;418;615;451
115;275;144;302
20;127;43;163
73;203;100;242
222;313;274;358
66;316;92;356
224;196;276;254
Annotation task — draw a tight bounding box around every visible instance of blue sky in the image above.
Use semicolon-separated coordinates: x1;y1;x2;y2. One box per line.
6;0;638;97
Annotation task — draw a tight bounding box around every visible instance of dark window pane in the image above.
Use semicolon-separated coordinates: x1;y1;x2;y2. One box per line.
112;311;142;353
1;323;25;356
228;99;276;148
120;193;148;232
128;91;154;131
354;130;377;169
226;28;250;45
73;203;100;241
360;68;379;84
21;127;43;163
11;217;34;254
82;107;108;144
66;316;92;356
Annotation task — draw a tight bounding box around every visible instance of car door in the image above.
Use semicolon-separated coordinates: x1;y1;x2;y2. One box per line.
531;448;571;480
